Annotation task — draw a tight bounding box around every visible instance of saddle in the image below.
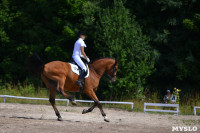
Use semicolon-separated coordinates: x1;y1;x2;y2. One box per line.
69;58;89;78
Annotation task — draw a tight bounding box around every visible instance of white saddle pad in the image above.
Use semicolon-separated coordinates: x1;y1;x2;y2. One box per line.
69;63;89;78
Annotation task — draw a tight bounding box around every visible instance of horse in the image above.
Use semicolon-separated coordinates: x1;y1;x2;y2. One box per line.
27;55;118;122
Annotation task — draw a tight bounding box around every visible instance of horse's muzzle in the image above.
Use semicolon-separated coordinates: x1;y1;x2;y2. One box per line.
110;78;116;83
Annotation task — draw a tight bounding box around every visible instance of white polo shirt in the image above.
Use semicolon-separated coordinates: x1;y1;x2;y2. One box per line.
72;38;87;57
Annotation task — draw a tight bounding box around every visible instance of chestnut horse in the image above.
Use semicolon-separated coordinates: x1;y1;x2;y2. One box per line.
27;55;118;122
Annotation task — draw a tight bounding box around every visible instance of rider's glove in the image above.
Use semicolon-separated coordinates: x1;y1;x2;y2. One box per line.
86;58;90;63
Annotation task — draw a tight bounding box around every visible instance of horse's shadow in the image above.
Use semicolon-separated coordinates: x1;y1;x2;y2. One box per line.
9;116;80;122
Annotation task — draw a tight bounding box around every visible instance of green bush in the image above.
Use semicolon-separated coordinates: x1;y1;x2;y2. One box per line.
94;0;156;100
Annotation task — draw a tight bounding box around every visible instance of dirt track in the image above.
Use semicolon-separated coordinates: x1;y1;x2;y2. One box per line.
0;103;200;133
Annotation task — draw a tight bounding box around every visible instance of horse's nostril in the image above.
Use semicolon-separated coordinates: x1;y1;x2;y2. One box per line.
112;79;116;82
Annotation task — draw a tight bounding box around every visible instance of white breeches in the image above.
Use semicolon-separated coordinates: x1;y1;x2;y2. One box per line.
72;55;87;71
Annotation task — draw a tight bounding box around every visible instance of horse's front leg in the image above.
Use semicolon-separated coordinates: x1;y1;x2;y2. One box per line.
84;90;110;122
96;101;109;122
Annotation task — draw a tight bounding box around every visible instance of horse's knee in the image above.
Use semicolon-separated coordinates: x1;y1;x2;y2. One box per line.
49;98;55;104
96;102;102;107
69;96;75;101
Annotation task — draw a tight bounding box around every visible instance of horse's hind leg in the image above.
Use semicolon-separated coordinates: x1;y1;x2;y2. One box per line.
41;74;62;121
57;78;77;106
49;89;63;121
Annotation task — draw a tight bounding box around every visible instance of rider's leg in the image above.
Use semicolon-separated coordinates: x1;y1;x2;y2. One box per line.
77;69;86;88
72;56;87;88
73;56;87;71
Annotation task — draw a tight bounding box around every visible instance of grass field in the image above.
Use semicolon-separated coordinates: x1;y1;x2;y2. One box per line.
0;82;200;115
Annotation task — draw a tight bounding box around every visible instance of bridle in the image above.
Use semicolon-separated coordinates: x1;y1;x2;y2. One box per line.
107;61;118;80
89;61;118;80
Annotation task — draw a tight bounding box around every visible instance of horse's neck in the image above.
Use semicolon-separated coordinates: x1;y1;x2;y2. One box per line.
91;59;113;77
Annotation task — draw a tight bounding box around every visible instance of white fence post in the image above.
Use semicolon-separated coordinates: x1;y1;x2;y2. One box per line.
3;96;5;103
194;106;200;115
144;103;146;113
131;103;133;109
66;100;69;106
177;104;179;115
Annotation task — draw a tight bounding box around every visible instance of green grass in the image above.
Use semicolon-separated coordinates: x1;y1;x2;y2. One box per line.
0;83;200;115
0;82;67;106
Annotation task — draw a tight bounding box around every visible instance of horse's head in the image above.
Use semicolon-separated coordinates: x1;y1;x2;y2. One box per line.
106;59;118;82
90;58;118;82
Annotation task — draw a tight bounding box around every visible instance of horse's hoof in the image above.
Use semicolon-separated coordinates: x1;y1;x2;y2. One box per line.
71;101;77;106
57;117;63;121
104;116;110;122
82;109;87;114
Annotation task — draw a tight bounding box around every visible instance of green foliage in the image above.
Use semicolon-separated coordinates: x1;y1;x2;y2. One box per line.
0;0;200;101
183;13;200;31
94;0;156;100
0;0;85;81
0;0;12;44
125;0;200;96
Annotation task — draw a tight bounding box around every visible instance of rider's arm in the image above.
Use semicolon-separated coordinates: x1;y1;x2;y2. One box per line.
81;46;87;59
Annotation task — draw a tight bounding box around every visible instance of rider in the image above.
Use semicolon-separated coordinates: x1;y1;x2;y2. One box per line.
72;31;90;88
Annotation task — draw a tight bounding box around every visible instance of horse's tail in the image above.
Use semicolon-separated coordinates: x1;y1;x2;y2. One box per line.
27;54;44;74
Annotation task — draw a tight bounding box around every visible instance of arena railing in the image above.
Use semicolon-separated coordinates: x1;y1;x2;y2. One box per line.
0;95;134;109
144;103;179;114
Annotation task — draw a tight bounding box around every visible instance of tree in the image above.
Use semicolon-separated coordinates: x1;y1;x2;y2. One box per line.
124;0;200;101
0;0;85;81
0;0;20;80
94;0;156;100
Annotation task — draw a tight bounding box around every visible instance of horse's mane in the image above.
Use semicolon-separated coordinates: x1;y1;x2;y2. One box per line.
91;57;115;64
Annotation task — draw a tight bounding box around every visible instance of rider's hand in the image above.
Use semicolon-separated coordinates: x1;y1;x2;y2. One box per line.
86;58;90;63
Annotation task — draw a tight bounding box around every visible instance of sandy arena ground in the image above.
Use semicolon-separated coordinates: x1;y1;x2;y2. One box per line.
0;103;200;133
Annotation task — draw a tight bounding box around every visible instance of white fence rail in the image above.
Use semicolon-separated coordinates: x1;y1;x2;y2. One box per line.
194;106;200;115
144;103;179;114
0;95;133;109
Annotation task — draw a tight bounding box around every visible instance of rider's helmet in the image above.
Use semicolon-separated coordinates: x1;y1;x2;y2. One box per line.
78;31;86;37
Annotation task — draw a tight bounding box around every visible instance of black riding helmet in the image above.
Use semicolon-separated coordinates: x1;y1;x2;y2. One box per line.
78;31;86;37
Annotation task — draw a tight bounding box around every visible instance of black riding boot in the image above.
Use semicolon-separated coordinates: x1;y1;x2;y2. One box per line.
76;70;86;90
